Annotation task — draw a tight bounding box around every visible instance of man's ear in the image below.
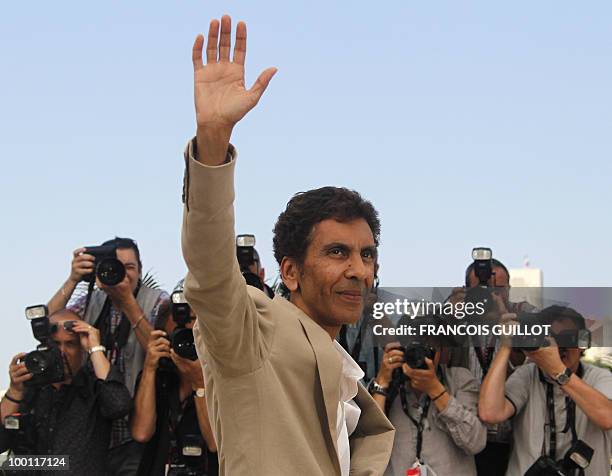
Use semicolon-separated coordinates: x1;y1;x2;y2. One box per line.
259;267;266;282
280;257;300;293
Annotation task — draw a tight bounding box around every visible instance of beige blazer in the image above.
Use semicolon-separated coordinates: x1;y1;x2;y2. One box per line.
181;141;394;475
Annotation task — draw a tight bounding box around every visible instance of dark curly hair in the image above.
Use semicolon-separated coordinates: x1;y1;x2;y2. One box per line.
272;186;380;266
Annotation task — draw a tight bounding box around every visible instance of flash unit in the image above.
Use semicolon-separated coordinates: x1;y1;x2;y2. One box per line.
472;247;492;261
25;305;48;321
236;234;256;248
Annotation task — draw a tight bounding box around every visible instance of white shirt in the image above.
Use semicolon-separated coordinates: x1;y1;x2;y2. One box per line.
333;341;365;476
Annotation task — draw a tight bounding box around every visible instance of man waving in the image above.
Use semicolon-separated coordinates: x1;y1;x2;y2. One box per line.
181;15;394;476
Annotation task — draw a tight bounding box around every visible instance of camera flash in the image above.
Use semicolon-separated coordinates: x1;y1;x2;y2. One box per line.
25;305;48;320
472;247;492;261
172;291;188;305
236;234;256;247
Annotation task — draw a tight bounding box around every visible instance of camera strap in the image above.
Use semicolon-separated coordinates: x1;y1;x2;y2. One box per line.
399;383;431;463
93;282;141;358
473;342;495;377
540;364;584;475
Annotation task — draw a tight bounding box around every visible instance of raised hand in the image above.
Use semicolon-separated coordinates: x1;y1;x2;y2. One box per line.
193;15;277;165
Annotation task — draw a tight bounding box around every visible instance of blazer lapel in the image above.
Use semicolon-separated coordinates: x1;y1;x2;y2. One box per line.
276;297;342;472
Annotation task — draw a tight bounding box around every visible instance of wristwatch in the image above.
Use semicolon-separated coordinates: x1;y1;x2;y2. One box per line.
367;379;389;397
194;388;206;398
88;345;106;355
553;367;573;386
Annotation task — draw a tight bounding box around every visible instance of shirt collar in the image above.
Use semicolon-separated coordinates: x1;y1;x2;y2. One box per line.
333;341;365;402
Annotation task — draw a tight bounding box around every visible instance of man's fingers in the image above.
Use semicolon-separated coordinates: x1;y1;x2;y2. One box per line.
219;15;232;62
14;373;33;384
205;20;220;64
249;67;278;101
11;353;26;366
192;34;204;71
233;21;246;65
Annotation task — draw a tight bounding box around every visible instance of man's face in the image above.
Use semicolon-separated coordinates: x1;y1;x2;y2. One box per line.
116;247;141;292
286;218;376;335
551;318;583;372
467;265;510;305
50;317;84;382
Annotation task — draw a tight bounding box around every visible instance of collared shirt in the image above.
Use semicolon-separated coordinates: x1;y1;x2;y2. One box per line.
0;365;132;476
385;366;487;476
504;362;612;476
333;341;364;476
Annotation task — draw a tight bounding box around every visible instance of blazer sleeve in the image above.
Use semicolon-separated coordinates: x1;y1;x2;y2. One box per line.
181;138;264;376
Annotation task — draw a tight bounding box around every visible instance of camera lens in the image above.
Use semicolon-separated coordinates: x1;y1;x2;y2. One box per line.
24;350;50;375
171;328;198;361
96;258;126;286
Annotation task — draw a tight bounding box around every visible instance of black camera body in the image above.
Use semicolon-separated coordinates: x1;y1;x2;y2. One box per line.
23;305;65;388
82;244;126;286
170;291;197;361
525;439;593;475
167;433;206;476
512;312;550;350
3;412;36;454
402;342;436;370
236;234;265;291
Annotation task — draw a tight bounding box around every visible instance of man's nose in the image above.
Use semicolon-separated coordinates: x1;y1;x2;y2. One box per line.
345;253;368;281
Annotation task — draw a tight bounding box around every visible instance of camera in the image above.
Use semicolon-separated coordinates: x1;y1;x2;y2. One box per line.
3;412;35;453
170;290;197;361
236;234;265;291
23;305;65;388
524;440;593;475
512;312;592;351
464;247;497;314
167;434;206;476
82;244;126;286
402;341;435;370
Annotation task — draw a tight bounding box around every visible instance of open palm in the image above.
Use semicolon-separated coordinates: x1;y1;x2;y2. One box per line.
193;16;276;129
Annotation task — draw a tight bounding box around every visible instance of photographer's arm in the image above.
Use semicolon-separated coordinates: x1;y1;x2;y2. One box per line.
131;366;157;443
478;345;515;424
47;248;94;314
1;353;31;422
562;377;612;431
193;389;217;452
526;346;612;431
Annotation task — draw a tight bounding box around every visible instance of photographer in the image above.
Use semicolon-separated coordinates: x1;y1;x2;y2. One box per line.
0;310;132;476
448;249;534;475
369;329;486;475
47;237;169;475
131;286;217;476
236;234;274;298
479;306;612;476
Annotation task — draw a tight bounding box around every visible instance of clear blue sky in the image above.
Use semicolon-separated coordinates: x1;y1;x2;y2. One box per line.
1;1;611;388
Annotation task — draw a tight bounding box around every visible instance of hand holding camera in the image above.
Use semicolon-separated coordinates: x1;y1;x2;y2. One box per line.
524;338;566;378
8;353;33;399
69;247;95;284
145;330;172;372
403;358;442;397
376;343;405;388
99;274;135;308
170;349;205;390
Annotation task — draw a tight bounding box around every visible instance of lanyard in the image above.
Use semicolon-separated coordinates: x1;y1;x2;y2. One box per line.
540;365;583;475
473;345;495;377
399;384;431;462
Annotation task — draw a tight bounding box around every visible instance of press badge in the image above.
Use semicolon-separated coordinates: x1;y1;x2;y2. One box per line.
406;461;438;476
